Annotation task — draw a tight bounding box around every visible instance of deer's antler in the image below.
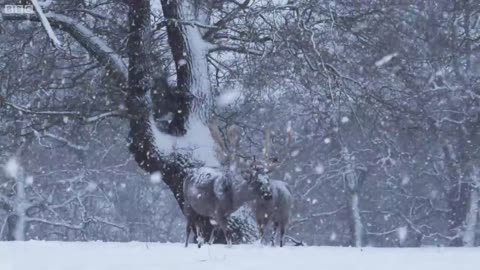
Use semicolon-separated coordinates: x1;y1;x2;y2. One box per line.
209;119;242;167
263;122;294;172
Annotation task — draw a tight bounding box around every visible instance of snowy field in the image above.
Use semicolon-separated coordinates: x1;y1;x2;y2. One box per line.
1;241;479;270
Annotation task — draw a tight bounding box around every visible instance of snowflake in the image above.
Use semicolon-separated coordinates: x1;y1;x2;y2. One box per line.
150;172;163;184
3;157;20;179
397;226;408;244
25;176;34;185
314;164;325;174
341;116;350;123
86;182;97;192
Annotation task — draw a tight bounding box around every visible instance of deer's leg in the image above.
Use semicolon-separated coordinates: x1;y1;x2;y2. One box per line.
271;222;279;247
279;225;286;247
258;223;265;244
218;216;232;246
185;220;192;247
208;226;217;245
195;223;204;248
256;219;267;245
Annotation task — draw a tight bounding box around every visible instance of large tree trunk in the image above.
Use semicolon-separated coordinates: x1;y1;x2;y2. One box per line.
125;0;255;244
125;0;189;210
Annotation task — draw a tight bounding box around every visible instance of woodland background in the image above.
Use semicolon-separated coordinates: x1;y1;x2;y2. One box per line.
0;0;479;247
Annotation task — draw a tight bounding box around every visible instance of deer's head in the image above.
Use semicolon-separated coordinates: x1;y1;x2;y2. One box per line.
209;121;293;201
241;157;273;200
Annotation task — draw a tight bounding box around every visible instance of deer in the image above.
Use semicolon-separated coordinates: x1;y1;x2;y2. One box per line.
253;180;292;247
253;126;294;247
183;124;275;247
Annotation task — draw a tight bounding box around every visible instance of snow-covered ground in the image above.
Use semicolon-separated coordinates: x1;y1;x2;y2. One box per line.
1;241;479;270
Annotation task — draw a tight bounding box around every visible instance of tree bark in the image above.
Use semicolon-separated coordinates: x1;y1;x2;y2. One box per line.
125;0;189;209
345;166;367;247
5;215;17;241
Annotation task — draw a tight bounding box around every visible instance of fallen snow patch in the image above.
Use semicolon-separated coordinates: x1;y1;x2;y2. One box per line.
0;242;479;270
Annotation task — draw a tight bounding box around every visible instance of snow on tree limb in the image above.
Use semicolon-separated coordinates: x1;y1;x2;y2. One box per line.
1;12;128;83
38;0;53;8
149;115;220;167
153;0;219;166
30;0;62;48
179;2;216;122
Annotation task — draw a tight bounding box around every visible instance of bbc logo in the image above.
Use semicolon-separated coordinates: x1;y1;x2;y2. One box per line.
3;5;35;14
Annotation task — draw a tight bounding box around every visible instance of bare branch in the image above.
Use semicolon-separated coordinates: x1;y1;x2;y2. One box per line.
209;45;263;55
204;0;252;40
156;19;220;30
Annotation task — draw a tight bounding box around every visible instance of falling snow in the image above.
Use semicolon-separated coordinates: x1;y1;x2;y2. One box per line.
314;164;325;174
25;176;34;185
397;226;408;244
3;157;20;179
86;182;98;192
217;89;242;107
401;175;410;185
375;53;398;67
341;116;350;123
150;172;163;184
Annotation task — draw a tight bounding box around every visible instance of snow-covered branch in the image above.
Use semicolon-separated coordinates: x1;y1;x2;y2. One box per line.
30;0;62;48
83;110;126;123
3;100;126;123
1;12;127;83
156;19;220;30
27;217;86;231
39;131;89;151
209;45;263;55
291;206;346;225
28;216;126;232
3;101;82;116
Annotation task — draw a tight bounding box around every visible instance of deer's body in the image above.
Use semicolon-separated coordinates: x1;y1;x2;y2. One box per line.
254;180;292;247
183;166;272;247
182;124;291;247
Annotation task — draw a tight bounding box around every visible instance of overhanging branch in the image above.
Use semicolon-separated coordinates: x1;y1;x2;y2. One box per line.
2;11;128;85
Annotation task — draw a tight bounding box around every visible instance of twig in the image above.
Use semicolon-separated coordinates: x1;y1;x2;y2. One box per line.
285;235;305;246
